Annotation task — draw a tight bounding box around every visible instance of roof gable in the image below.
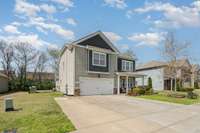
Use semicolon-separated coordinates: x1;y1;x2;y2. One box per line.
73;31;119;53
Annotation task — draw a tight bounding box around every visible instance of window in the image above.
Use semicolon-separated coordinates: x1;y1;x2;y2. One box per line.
122;60;133;71
92;51;107;67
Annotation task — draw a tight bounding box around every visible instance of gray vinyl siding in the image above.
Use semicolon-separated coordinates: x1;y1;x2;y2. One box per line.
75;46;117;88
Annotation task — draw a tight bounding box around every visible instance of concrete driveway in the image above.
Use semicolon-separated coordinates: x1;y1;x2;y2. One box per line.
55;95;200;133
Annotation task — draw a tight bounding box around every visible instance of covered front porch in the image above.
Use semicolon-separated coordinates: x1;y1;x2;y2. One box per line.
116;72;146;95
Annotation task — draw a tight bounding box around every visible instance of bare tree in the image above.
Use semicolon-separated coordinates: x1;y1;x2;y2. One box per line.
123;49;137;59
33;52;49;82
160;32;190;91
0;40;14;79
47;48;60;81
14;42;38;89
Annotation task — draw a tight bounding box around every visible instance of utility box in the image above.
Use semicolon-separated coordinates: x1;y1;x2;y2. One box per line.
4;98;14;112
29;86;37;93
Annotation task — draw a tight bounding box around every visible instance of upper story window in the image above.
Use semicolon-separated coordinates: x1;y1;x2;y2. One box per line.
122;60;133;71
92;51;107;67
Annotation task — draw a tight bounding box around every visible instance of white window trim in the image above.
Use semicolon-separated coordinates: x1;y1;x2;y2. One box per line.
92;51;107;67
122;60;133;71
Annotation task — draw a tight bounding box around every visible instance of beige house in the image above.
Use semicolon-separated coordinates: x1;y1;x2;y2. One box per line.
0;72;8;93
136;59;193;90
27;72;55;81
191;64;200;88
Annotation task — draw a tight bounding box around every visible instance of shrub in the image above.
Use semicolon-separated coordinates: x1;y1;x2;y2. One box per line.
179;88;194;92
194;82;199;89
185;88;194;92
179;88;187;92
166;92;186;98
33;80;55;90
187;91;198;99
128;87;145;96
145;88;154;95
147;77;152;90
176;80;181;91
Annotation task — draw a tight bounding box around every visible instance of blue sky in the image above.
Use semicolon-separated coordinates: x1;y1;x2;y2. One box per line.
0;0;200;65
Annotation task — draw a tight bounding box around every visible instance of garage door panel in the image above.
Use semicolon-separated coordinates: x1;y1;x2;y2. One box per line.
80;77;114;96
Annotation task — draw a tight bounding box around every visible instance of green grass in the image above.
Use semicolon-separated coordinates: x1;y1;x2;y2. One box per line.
0;92;75;133
138;90;200;105
139;94;199;105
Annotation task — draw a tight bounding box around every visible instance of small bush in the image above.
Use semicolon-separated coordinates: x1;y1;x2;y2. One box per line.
145;88;154;95
167;92;186;98
147;77;152;89
128;87;145;96
194;82;199;89
179;88;187;92
179;88;194;92
185;88;194;92
187;91;198;99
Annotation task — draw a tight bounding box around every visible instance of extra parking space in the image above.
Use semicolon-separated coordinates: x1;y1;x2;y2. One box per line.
55;95;200;133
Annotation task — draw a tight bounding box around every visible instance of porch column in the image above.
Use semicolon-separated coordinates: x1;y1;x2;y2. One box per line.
126;76;129;94
171;78;173;91
117;75;120;95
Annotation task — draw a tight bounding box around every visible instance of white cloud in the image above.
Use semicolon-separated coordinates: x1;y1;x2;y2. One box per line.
192;1;200;11
104;0;127;9
13;0;75;40
104;32;122;43
47;43;60;49
29;17;75;39
4;25;21;34
0;34;50;49
118;44;129;51
128;1;200;28
55;27;74;39
15;0;40;17
67;18;77;26
128;32;165;46
51;0;73;10
36;26;47;34
15;0;57;17
40;4;57;14
11;21;21;26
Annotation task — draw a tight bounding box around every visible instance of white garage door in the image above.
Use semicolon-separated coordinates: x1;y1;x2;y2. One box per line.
79;77;114;96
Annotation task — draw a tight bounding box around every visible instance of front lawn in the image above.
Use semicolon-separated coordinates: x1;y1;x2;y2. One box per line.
0;92;75;133
138;90;200;105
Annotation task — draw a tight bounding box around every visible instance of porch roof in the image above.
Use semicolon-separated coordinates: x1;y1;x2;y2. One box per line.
116;72;146;78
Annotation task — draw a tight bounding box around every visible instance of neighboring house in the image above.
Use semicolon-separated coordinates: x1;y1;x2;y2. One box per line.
58;31;145;96
135;61;166;91
0;70;15;78
0;72;8;93
136;59;192;91
27;72;55;81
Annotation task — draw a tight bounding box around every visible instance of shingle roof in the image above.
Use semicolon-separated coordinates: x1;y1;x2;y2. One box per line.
137;61;166;70
0;72;8;79
118;53;135;60
136;59;191;71
172;59;191;68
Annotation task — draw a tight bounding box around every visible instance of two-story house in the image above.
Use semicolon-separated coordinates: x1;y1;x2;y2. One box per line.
58;31;145;96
